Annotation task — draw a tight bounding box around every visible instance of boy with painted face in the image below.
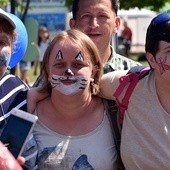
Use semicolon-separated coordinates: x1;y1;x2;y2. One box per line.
28;29;120;169
0;8;28;130
0;8;37;170
0;17;25;167
100;11;170;169
0;9;15;75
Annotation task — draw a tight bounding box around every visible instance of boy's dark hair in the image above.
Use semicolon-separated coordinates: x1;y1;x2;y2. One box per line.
72;0;120;20
145;11;170;57
0;18;16;41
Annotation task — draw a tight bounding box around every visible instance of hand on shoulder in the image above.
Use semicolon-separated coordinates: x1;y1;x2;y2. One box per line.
99;70;128;99
27;87;49;113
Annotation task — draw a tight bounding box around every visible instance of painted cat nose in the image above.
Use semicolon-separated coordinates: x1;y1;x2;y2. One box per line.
64;69;74;76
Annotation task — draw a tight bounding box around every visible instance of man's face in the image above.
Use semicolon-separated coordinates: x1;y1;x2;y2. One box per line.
70;0;120;51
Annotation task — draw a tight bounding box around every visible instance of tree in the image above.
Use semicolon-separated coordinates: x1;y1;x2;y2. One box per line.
120;0;170;12
65;0;170;12
19;0;31;21
0;0;30;22
65;0;72;11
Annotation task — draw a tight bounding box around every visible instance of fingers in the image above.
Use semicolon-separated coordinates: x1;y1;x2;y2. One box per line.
17;156;25;166
0;142;23;170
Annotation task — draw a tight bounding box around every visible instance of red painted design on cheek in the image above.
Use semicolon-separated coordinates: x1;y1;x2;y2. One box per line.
156;56;170;74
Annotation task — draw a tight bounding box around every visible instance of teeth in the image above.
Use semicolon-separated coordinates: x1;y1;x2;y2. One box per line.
60;77;76;81
69;77;76;80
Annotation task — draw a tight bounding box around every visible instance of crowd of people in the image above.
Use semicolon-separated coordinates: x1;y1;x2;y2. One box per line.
0;0;169;169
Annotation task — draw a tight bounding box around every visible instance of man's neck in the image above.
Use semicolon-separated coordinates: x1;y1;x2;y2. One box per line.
99;46;112;65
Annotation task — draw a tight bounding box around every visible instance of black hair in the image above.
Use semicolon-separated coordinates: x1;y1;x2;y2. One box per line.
72;0;120;20
145;11;170;57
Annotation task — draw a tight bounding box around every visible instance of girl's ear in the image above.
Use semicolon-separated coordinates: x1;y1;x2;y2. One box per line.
146;52;156;69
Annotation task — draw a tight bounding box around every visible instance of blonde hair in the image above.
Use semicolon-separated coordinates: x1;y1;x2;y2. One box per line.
39;29;103;95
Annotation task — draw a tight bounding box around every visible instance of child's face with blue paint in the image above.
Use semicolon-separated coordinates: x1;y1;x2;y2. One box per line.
0;32;12;75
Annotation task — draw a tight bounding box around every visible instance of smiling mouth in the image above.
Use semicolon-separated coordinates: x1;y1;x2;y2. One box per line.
62;81;76;85
88;33;101;37
61;78;77;85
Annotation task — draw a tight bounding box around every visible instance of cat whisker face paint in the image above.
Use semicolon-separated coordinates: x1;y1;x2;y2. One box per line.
50;75;88;95
49;50;89;95
75;51;84;61
56;50;63;60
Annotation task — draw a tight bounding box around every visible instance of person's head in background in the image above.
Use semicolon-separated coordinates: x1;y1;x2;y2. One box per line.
145;11;170;79
69;0;120;63
123;20;128;28
39;29;103;96
0;8;16;76
38;26;50;45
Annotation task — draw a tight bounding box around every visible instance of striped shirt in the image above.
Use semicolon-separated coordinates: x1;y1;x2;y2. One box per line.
0;72;37;170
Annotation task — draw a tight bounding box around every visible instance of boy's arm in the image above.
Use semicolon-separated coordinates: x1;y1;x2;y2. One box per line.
27;87;49;113
99;70;127;99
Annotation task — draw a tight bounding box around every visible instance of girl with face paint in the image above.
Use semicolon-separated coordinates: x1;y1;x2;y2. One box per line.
28;29;119;169
49;51;91;96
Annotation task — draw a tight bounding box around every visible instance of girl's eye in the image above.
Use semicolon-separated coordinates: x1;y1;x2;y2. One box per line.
54;63;65;68
73;62;86;68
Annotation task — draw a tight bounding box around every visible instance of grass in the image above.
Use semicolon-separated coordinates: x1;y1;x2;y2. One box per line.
14;63;40;85
28;64;40;84
129;53;148;66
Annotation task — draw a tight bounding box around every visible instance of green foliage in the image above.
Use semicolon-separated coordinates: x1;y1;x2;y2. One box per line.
120;0;170;12
0;0;9;7
159;2;170;12
65;0;170;12
0;0;24;12
1;0;169;12
65;0;73;11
